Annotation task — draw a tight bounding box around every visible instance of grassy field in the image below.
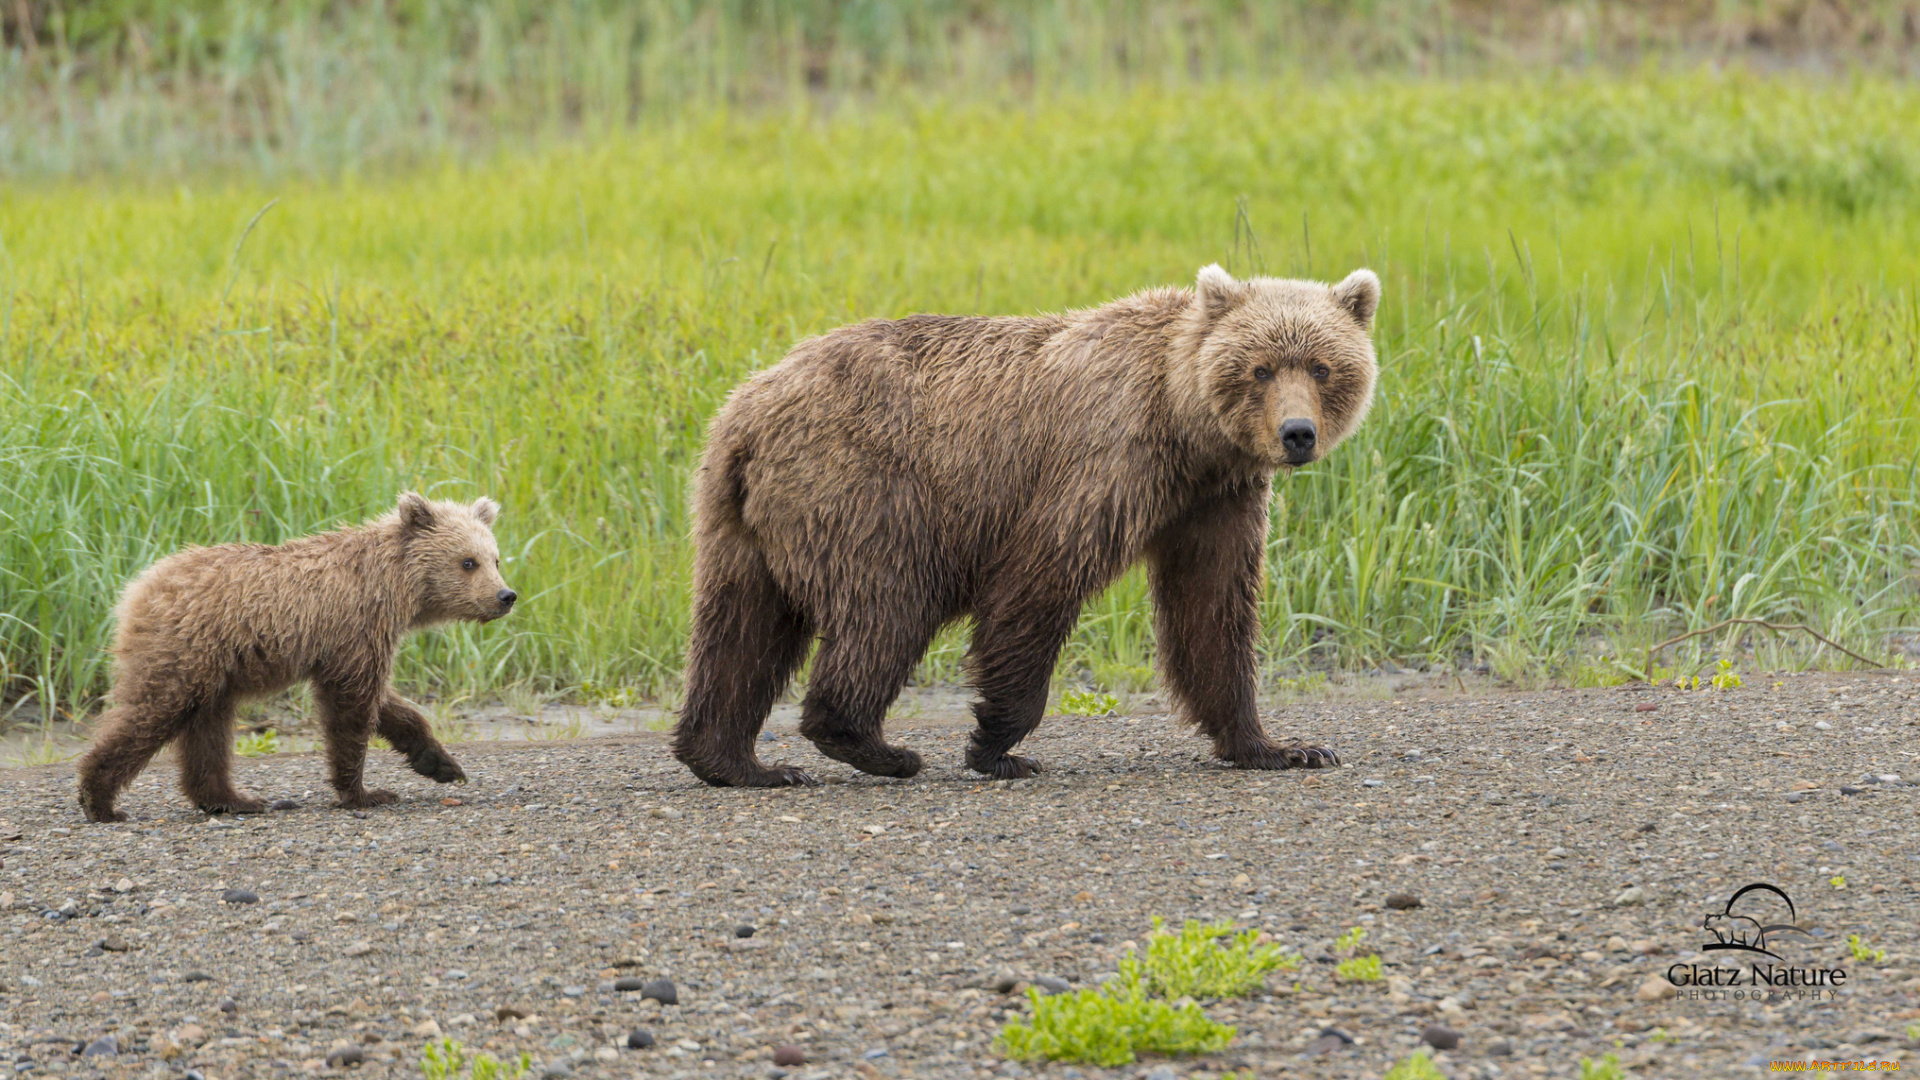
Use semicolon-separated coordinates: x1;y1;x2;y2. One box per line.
3;63;1919;723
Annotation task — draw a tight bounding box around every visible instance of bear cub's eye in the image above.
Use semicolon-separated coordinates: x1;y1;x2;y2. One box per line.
1252;366;1272;381
461;558;477;571
1311;363;1331;380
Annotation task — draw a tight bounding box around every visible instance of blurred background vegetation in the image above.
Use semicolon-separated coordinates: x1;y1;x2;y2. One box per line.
2;2;1918;727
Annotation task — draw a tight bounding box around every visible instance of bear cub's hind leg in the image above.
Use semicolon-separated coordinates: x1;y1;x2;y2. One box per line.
178;696;268;815
76;700;181;823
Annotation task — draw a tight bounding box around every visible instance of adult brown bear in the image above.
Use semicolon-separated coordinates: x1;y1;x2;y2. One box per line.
673;265;1379;787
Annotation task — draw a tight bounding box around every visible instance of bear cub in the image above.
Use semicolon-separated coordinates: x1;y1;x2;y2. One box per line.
77;493;516;822
674;264;1380;787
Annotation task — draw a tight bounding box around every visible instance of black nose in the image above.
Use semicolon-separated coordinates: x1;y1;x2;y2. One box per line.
497;589;517;606
1279;418;1318;461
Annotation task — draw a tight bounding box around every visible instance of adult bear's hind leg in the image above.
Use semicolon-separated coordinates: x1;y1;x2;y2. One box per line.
673;554;816;788
798;611;938;780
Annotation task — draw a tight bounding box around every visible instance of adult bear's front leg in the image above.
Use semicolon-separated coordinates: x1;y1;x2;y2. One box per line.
1148;477;1339;770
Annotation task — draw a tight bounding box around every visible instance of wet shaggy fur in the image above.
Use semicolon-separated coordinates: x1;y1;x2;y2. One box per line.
76;494;516;823
674;265;1381;787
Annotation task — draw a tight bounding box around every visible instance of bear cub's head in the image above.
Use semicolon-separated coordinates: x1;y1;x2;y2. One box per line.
393;492;517;626
1182;264;1380;468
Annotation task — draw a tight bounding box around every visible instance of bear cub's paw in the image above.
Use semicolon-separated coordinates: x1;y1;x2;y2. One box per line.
966;752;1043;780
408;747;467;784
336;788;399;809
1228;741;1340;770
80;800;130;824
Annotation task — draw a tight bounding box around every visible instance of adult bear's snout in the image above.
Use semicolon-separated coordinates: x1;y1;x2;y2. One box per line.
1279;417;1317;463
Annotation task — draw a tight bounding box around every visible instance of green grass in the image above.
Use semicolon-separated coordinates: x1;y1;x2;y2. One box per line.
1386;1053;1450;1079
3;72;1920;722
1579;1053;1628;1080
419;1040;529;1080
1847;933;1887;964
232;729;282;758
1142;917;1300;999
996;959;1235;1067
1057;689;1120;716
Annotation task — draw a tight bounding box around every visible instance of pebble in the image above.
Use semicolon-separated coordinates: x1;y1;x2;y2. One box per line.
1814;721;1832;730
592;1047;618;1063
1421;1023;1460;1050
217;997;237;1013
733;923;757;938
1034;975;1072;995
538;1061;571;1078
445;969;468;980
772;1044;805;1066
640;977;678;1005
343;941;374;958
626;1028;656;1049
1840;785;1865;796
1384;892;1422;910
182;971;213;983
1145;1068;1177;1080
1784;792;1806;803
1363;779;1384;787
991;971;1020;994
1307;1027;1354;1055
861;1048;889;1059
270;799;300;811
1487;1039;1514;1056
613;977;645;992
561;985;587;998
98;934;131;952
220;888;259;905
1636;976;1678;1001
81;1036;118;1057
325;1045;365;1068
1613;886;1646;906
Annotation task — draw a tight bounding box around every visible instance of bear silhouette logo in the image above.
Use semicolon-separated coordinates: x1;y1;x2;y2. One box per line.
1700;883;1811;960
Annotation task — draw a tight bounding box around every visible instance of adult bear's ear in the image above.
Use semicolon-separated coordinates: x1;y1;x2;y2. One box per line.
397;492;435;532
1194;263;1244;322
1331;268;1381;330
471;496;500;527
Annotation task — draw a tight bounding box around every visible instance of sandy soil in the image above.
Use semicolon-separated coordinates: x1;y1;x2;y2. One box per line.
2;672;1917;1080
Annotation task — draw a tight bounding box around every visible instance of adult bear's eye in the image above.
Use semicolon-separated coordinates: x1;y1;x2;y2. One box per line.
462;558;477;571
1253;366;1272;381
1311;363;1331;380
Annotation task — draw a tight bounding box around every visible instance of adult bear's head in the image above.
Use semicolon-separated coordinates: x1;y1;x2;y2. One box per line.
1176;264;1379;468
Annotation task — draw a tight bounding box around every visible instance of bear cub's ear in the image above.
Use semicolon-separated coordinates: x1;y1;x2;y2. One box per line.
1331;269;1381;330
1194;263;1245;320
397;491;436;532
471;496;501;527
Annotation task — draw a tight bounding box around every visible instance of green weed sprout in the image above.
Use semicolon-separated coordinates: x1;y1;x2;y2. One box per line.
1830;875;1848;891
997;958;1234;1066
1059;689;1119;715
1334;925;1383;982
1142;917;1300;998
420;1040;530;1080
1385;1052;1448;1080
1709;659;1743;690
1846;934;1886;964
234;729;280;757
1579;1052;1627;1080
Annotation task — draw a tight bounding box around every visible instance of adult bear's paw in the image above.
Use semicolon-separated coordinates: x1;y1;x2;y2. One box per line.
809;737;924;780
965;751;1043;780
1229;741;1339;770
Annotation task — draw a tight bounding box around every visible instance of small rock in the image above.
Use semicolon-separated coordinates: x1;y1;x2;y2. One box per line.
647;807;682;820
1487;1039;1514;1056
1630;939;1661;956
182;971;214;983
1034;975;1072;995
640;978;678;1005
1636;976;1678;1001
270;799;299;811
1362;779;1384;788
343;941;374;958
538;1062;571;1079
1633;702;1658;712
561;985;587;998
734;923;756;938
613;977;645;992
1613;886;1646;906
626;1028;656;1050
495;1005;531;1022
991;971;1020;994
1145;1067;1177;1080
1306;1027;1355;1056
412;1020;441;1039
1840;785;1865;796
1814;721;1832;730
862;1048;889;1060
81;1036;118;1057
1784;792;1806;804
217;997;238;1014
112;877;133;893
1421;1023;1460;1050
771;1044;805;1066
176;1024;208;1048
592;1047;618;1063
221;889;259;905
1384;892;1421;910
444;969;468;980
325;1045;366;1068
1008;905;1032;916
98;935;131;952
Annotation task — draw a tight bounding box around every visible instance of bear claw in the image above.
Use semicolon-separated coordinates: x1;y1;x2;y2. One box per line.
336;788;399;809
408;749;467;784
968;753;1042;779
198;796;268;815
1230;742;1340;770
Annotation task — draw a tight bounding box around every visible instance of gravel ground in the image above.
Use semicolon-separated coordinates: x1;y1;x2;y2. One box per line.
2;672;1918;1080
